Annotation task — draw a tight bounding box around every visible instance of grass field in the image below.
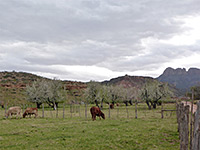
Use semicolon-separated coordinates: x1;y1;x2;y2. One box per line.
0;103;179;150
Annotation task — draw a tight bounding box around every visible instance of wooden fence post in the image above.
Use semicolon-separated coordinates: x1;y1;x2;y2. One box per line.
70;104;72;118
56;106;58;118
135;101;137;119
126;105;129;119
63;103;65;119
179;104;189;150
192;101;200;150
108;103;110;119
190;89;194;150
79;104;81;117
85;103;87;119
50;108;53;118
117;106;119;118
22;104;25;115
176;102;181;132
5;102;7;118
42;103;44;118
161;102;164;119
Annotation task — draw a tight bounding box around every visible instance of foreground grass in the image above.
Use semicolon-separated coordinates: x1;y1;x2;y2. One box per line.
0;116;179;150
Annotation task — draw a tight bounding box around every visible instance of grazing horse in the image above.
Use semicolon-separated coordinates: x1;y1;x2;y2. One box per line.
5;106;21;118
23;108;38;118
90;106;105;121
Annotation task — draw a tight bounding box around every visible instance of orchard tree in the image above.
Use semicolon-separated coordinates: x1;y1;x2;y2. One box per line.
26;79;48;108
96;85;111;109
141;82;173;109
26;78;65;109
84;81;101;106
45;78;65;110
121;87;140;106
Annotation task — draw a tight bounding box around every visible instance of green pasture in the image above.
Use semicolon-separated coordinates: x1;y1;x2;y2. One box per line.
0;104;179;150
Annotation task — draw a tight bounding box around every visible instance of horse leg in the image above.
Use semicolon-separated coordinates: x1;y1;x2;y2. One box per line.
93;114;96;121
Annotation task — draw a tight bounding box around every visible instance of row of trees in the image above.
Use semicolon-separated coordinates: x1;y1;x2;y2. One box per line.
84;81;174;109
26;79;174;110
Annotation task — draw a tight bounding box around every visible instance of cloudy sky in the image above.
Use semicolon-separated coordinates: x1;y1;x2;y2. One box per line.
0;0;200;82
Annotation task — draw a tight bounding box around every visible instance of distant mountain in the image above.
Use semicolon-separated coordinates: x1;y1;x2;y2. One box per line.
157;67;200;94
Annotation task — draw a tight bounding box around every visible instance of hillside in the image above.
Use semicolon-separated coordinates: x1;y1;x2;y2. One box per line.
0;71;87;104
0;71;47;88
157;67;200;94
0;71;180;104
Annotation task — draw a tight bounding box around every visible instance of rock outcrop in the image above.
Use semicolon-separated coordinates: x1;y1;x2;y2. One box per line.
157;67;200;94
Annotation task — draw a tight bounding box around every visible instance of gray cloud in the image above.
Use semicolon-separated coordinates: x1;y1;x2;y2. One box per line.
0;0;200;81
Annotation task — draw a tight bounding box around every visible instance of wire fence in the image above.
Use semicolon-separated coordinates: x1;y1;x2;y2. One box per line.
0;102;177;120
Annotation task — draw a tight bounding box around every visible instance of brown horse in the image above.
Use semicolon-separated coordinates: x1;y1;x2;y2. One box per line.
90;106;105;121
23;108;38;118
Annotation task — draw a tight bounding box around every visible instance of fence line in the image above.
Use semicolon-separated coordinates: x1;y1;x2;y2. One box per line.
0;103;177;120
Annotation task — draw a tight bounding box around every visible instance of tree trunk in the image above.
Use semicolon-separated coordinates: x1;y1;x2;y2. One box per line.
36;102;42;108
55;102;58;109
124;101;128;106
100;102;103;110
53;102;57;110
129;100;133;105
146;100;151;110
153;103;157;109
95;100;99;107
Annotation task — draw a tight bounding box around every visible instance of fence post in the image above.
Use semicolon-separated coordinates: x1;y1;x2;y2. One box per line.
117;106;119;118
176;102;181;132
56;105;58;118
22;104;25;115
135;101;137;119
126;105;129;119
85;103;87;119
5;102;7;118
161;102;164;119
192;101;200;150
63;103;65;119
179;104;189;150
190;89;194;150
42;103;44;118
79;104;81;117
108;103;110;119
50;108;53;118
70;104;72;118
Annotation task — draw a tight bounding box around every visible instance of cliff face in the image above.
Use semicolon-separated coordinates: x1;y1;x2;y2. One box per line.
157;67;200;94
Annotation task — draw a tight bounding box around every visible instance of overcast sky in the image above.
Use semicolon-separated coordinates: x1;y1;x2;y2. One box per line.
0;0;200;82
